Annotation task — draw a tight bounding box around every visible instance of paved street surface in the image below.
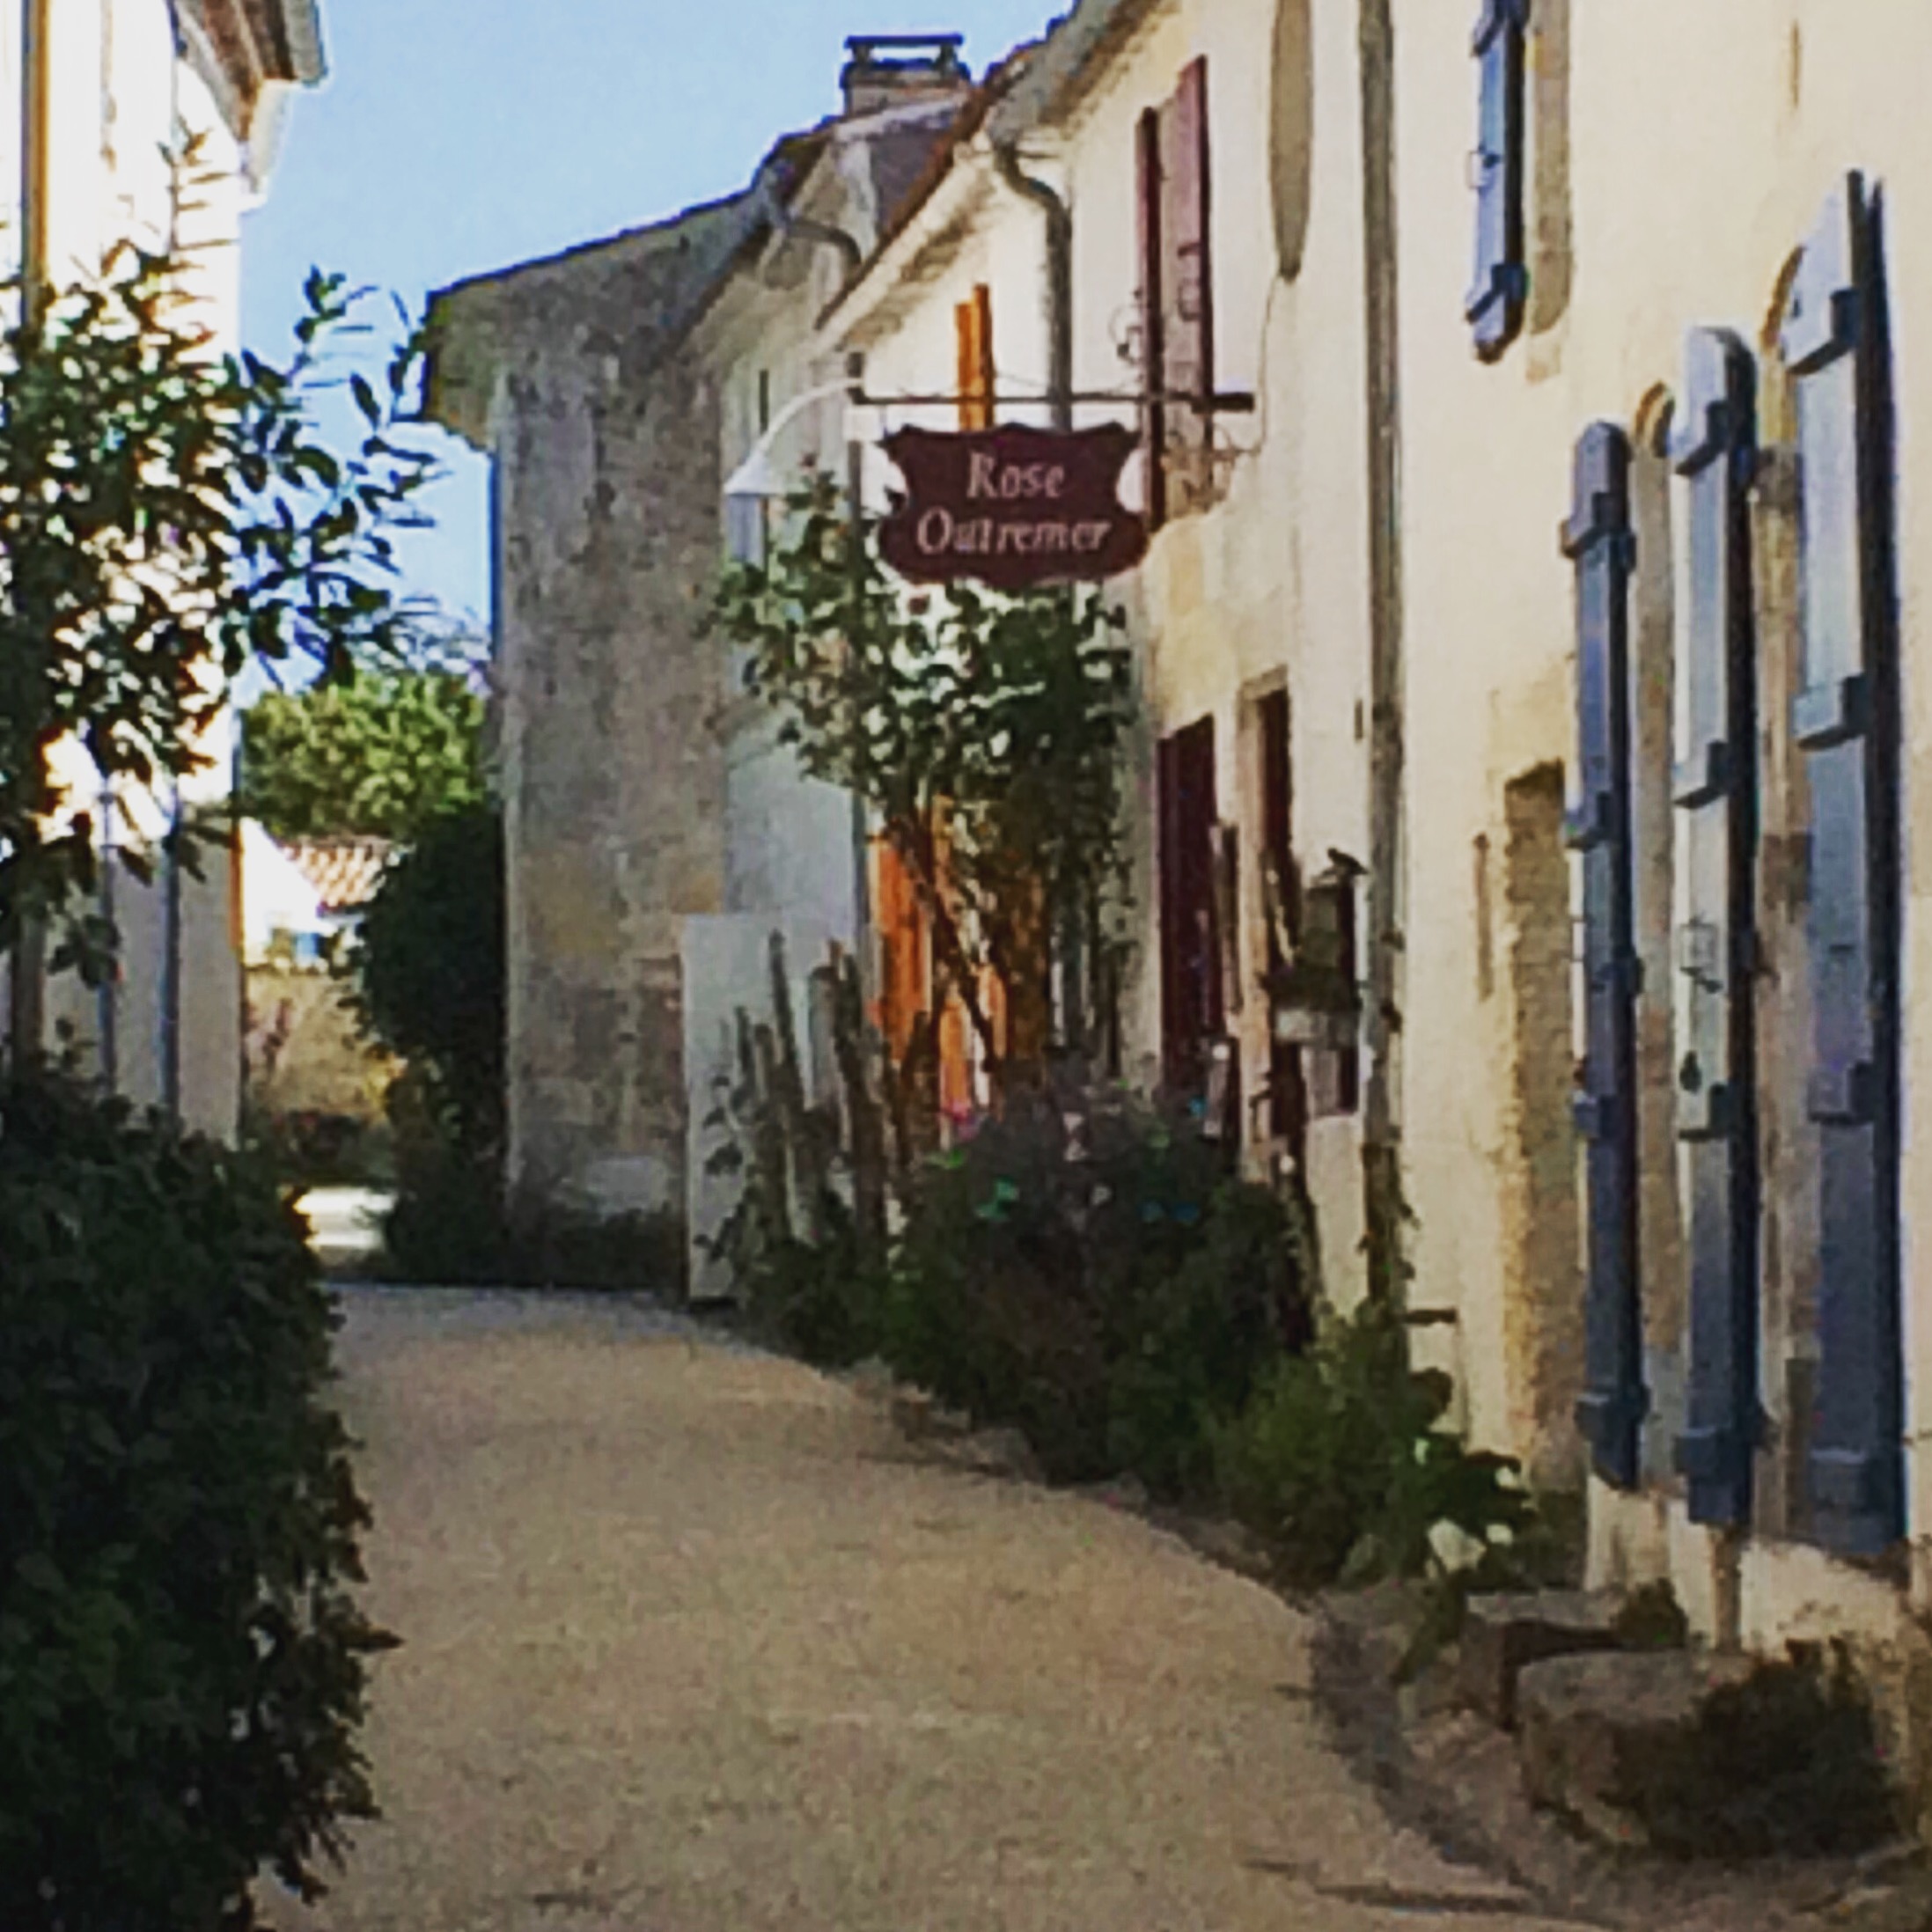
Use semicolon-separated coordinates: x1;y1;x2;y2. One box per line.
260;1289;1588;1932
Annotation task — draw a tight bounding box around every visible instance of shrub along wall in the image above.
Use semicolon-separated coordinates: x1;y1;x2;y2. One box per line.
716;1040;1554;1598
878;1088;1311;1493
0;1071;393;1931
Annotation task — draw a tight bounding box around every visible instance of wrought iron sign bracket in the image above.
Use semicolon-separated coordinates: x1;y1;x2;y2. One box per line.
856;389;1257;415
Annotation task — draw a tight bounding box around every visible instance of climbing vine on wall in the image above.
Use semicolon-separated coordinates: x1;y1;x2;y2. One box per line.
710;471;1135;1089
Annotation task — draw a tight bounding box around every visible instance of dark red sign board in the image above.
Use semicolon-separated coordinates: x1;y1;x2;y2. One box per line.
878;422;1148;590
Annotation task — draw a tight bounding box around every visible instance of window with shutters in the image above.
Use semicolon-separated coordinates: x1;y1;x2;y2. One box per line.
1668;327;1762;1529
1466;0;1528;360
1564;420;1647;1489
872;835;932;1074
1136;55;1216;525
1780;174;1904;1557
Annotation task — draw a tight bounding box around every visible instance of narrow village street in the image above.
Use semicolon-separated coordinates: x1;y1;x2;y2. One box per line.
259;1288;1584;1932
15;4;1932;1927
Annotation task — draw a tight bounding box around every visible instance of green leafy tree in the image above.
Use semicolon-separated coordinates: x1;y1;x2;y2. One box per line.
350;802;507;1279
0;156;441;1925
240;660;489;843
352;802;504;1147
711;472;1134;1088
0;195;441;988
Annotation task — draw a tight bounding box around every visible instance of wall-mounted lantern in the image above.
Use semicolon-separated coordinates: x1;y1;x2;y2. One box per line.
1265;852;1363;1053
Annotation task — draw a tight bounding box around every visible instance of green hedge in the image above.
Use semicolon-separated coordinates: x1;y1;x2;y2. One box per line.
881;1088;1312;1491
0;1072;393;1930
1212;1298;1535;1589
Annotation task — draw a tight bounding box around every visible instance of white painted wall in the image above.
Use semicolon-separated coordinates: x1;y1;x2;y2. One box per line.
828;0;1377;1297
13;2;276;1138
682;911;844;1303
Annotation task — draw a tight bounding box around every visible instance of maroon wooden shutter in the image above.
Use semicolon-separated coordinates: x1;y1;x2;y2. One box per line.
1159;717;1220;1094
1158;732;1184;1074
1163;55;1214;513
1136;105;1167;530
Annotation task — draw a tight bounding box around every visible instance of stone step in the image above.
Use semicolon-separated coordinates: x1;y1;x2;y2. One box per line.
1514;1648;1905;1856
1457;1589;1627;1730
1518;1650;1757;1849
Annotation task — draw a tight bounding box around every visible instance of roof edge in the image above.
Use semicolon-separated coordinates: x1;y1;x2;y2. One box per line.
422;184;778;447
425;187;755;315
986;0;1173;140
815;0;1174;337
271;0;327;84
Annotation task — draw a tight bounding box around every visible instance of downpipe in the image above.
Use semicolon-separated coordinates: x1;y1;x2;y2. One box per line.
992;141;1074;432
992;141;1088;1054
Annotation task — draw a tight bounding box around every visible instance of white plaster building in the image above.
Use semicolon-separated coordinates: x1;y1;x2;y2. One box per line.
810;0;1932;1821
0;0;326;1135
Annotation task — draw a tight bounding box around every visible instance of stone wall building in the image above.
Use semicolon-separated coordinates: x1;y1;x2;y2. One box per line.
423;42;974;1230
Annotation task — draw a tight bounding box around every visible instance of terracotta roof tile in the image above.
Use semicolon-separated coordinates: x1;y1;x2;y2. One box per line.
283;838;393;915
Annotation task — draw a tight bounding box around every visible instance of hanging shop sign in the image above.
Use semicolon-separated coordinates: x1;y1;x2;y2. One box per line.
878;422;1148;590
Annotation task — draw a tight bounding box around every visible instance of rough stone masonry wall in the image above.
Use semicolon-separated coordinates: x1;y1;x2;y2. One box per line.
495;257;729;1223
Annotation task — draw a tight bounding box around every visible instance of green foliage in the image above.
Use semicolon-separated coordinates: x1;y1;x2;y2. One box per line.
738;1198;887;1370
1213;1298;1535;1590
371;984;682;1293
1612;1577;1692;1649
881;1086;1311;1489
352;802;504;1169
375;1060;508;1286
350;802;506;1284
706;1053;1310;1488
0;1069;395;1929
701;1036;878;1363
240;660;489;842
698;937;888;1359
240;1101;394;1194
0;164;441;981
711;474;1135;1075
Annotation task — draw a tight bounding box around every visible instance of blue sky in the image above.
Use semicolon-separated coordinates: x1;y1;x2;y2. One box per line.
239;2;1062;632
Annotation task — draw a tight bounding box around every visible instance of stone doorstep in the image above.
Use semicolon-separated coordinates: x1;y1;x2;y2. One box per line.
1317;1598;1922;1932
1458;1589;1629;1730
1516;1649;1759;1848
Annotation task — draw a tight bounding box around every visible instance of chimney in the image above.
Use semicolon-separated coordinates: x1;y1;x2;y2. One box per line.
841;33;970;118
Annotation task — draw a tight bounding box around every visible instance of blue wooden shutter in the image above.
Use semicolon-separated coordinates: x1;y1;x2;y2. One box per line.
1564;422;1647;1488
1781;176;1904;1555
1669;328;1763;1526
1466;0;1529;359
